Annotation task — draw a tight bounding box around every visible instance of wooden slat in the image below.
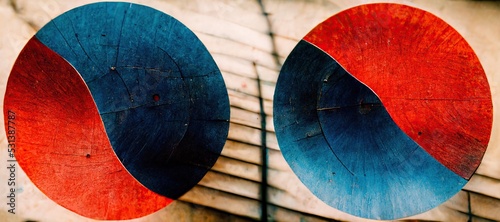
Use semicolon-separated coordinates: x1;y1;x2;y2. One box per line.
230;107;274;132
215;53;260;80
260;80;276;101
442;191;471;216
180;184;338;222
469;216;497;222
152;201;255;222
187;168;348;221
227;123;279;150
210;155;291;189
202;35;280;72
230;107;261;130
464;174;500;200
273;34;302;59
222;71;275;102
221;140;262;165
198;171;260;200
266;204;334;222
160;0;268;33
268;149;289;171
189;169;321;220
221;140;289;171
256;64;279;83
406;205;469;222
469;191;500;221
223;71;260;96
145;0;274;54
476;153;500;181
211;156;261;182
205;156;363;221
443;190;500;222
262;0;341;44
228;89;273;116
179;185;261;220
178;11;273;53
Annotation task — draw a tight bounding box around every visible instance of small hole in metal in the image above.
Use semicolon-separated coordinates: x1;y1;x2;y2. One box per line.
153;94;160;102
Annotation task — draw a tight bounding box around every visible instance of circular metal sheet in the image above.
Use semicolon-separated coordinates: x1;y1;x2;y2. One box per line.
274;3;492;220
4;2;230;220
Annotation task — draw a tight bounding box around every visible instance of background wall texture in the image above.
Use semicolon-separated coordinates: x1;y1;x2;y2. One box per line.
0;0;499;221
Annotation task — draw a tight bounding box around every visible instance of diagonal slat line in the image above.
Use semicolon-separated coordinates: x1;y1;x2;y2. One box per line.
256;0;283;220
253;0;282;219
254;61;269;222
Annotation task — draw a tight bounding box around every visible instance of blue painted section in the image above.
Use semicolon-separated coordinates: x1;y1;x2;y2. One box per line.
35;2;229;199
273;40;466;219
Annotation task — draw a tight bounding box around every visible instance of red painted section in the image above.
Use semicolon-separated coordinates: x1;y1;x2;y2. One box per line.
4;37;172;220
304;3;492;179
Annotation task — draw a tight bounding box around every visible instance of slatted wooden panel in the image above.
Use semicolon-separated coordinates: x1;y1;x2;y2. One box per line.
0;0;498;221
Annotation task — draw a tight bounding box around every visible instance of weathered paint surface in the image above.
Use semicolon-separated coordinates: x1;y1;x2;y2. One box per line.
304;3;492;179
3;2;230;220
4;37;173;220
274;3;492;220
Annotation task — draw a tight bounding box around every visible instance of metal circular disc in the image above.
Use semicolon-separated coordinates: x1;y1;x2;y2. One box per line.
274;3;492;220
4;2;230;220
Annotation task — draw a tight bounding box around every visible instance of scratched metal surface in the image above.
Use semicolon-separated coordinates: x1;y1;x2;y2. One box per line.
275;39;470;220
2;2;230;220
3;37;174;220
274;3;493;220
35;2;230;200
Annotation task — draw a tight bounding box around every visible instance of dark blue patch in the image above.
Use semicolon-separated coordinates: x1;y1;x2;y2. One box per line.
273;40;465;219
36;2;229;199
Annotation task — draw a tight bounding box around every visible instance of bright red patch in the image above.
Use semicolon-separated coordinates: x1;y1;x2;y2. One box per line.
304;4;492;179
4;37;172;220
